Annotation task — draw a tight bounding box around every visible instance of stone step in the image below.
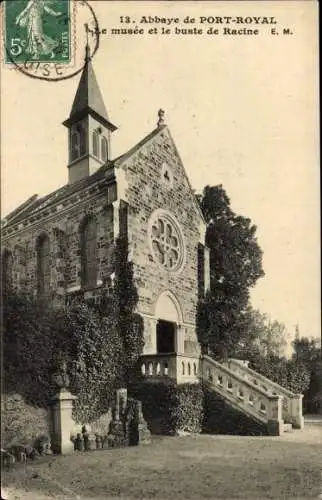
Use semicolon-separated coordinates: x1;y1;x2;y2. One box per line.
282;423;293;433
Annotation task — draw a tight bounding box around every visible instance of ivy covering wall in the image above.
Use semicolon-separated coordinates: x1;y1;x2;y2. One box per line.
2;236;144;445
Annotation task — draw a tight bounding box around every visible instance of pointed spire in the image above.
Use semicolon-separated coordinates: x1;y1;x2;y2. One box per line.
62;33;117;131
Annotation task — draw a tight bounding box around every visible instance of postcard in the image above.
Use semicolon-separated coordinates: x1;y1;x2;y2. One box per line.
1;2;320;499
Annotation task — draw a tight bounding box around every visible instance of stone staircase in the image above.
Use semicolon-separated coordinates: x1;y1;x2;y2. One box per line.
140;353;304;436
201;355;304;435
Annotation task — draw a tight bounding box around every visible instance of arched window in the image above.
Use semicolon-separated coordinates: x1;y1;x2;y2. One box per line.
80;217;97;288
71;131;80;161
79;126;86;156
2;249;13;293
101;136;108;162
93;131;99;158
37;234;50;298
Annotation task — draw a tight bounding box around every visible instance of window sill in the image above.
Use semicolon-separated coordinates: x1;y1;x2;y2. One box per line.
67;154;88;167
81;280;104;292
66;280;103;294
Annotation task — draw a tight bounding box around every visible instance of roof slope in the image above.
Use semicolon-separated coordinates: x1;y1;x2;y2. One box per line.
70;60;109;121
2;126;164;227
2;125;205;228
2;162;114;227
63;58;116;130
114;125;166;166
115;124;206;225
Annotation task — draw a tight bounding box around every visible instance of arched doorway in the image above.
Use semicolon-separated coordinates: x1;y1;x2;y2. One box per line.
154;291;183;354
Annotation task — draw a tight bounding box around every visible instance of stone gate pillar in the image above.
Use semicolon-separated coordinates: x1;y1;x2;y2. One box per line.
290;394;304;429
51;389;77;455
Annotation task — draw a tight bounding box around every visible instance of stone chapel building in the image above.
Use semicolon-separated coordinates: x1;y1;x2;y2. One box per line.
2;54;305;433
1;52;210;373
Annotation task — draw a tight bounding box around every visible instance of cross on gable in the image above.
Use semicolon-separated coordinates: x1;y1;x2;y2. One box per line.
164;170;170;181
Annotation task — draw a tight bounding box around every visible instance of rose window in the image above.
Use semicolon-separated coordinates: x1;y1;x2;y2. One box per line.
149;211;184;271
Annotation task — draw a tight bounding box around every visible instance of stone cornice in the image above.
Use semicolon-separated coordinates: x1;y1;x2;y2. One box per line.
2;174;117;242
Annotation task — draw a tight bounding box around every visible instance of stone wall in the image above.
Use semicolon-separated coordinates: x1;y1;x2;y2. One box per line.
120;127;206;354
203;388;268;436
2;126;207;361
1;185;116;303
2;393;51;447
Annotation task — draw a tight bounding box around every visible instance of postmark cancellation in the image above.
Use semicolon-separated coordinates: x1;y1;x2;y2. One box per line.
1;0;100;81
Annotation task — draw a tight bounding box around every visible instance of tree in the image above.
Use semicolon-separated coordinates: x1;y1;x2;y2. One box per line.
249;353;311;395
197;185;264;359
292;336;322;413
244;309;288;357
292;336;321;368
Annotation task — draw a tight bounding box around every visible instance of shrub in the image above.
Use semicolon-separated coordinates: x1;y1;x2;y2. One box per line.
2;235;145;431
131;380;204;435
305;363;322;413
249;354;311;395
171;384;204;433
2;293;57;407
285;359;311;395
2;393;51;447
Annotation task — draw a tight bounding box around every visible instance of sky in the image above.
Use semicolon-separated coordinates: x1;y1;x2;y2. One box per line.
1;1;320;346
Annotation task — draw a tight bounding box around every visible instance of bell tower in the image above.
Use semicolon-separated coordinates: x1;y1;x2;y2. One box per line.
63;46;117;184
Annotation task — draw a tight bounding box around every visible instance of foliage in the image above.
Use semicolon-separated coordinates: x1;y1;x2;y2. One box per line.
250;311;288;357
232;308;289;359
2;293;121;422
2;231;144;426
2;293;57;406
2;393;51;447
292;336;321;368
2;294;57;446
249;353;311;395
52;302;123;423
131;380;204;435
171;384;204;433
112;236;144;383
292;336;322;413
197;185;264;359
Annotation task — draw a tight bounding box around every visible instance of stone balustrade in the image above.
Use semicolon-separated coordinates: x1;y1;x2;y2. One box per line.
201;355;284;435
226;358;304;429
140;353;200;384
140;353;303;435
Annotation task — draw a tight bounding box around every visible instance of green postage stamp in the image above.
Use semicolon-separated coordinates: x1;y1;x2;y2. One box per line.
4;0;71;64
